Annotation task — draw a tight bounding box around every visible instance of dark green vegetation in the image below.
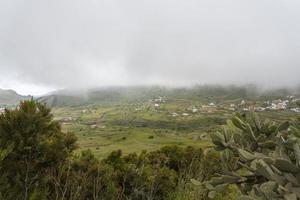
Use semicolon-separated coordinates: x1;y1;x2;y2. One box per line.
0;101;77;199
1;86;300;199
196;102;300;199
0;100;226;199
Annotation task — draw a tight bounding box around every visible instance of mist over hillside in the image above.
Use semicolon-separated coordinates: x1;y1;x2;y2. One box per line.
37;85;300;107
0;89;31;106
1;84;298;107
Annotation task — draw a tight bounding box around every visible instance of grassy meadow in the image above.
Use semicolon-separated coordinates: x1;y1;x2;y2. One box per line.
51;93;299;158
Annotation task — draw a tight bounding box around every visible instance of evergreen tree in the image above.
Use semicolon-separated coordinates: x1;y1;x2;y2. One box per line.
0;100;77;200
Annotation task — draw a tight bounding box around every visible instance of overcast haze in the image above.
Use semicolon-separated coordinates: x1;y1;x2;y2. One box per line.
0;0;300;95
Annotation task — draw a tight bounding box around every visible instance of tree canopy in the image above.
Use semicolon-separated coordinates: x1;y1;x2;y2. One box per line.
0;100;77;199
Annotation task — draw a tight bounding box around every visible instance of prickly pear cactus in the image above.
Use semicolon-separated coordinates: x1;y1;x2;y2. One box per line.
195;110;300;200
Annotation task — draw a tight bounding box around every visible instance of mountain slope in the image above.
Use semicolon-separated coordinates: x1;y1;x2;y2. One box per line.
0;89;31;106
37;86;300;107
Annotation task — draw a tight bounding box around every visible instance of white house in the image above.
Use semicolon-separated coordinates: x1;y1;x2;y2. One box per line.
209;103;215;107
172;112;179;117
192;108;198;113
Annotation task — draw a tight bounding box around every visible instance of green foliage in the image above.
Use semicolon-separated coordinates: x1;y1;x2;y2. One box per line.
7;99;300;199
0;100;77;200
0;101;220;200
103;145;212;200
47;149;118;200
202;111;300;199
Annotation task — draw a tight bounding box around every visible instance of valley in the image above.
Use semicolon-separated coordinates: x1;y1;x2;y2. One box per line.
49;86;300;158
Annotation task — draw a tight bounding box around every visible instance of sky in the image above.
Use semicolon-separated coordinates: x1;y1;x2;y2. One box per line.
0;0;300;95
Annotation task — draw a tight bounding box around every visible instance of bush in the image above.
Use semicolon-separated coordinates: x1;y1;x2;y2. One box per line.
0;100;222;200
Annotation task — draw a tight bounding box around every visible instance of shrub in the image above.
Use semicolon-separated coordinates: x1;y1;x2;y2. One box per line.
197;111;300;199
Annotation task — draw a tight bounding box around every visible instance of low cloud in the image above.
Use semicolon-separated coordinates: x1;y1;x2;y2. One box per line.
0;0;300;94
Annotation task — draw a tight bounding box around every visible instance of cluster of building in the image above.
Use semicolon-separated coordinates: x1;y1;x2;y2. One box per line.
150;96;166;108
229;96;300;113
150;95;300;117
265;99;289;110
260;96;300;113
170;103;217;117
291;108;300;113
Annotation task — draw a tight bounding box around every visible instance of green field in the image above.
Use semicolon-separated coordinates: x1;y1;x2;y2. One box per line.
52;95;299;158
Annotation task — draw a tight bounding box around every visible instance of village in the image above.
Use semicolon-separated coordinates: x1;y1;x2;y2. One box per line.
149;95;300;118
1;95;299;130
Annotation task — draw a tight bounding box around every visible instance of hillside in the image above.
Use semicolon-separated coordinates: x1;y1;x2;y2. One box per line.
0;89;31;106
38;85;300;107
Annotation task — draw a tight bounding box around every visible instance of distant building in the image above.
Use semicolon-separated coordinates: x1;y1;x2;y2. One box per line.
291;108;300;113
172;112;179;117
272;99;282;104
255;107;265;112
277;102;287;110
61;117;73;122
209;103;215;107
154;96;163;102
90;124;97;129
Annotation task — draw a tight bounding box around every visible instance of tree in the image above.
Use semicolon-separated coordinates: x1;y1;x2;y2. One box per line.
0;100;77;200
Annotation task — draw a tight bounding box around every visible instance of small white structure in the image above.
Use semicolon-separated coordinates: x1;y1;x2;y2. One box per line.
192;108;198;113
277;103;287;110
291;108;300;113
0;108;5;114
287;95;295;99
255;107;265;112
182;113;189;116
154;104;160;107
154;96;163;102
90;124;97;129
209;103;215;107
172;112;179;117
61;117;73;122
272;99;282;104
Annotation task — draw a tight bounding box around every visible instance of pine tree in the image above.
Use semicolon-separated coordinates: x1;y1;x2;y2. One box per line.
0;100;77;200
